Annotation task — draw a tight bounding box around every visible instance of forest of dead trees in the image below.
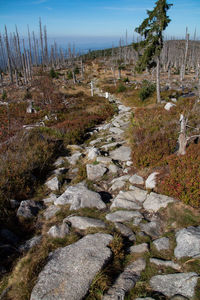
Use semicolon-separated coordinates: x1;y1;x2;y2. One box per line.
0;20;200;88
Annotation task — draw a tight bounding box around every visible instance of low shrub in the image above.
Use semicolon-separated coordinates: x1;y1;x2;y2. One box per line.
139;80;156;101
117;84;126;93
49;68;59;79
159;143;200;208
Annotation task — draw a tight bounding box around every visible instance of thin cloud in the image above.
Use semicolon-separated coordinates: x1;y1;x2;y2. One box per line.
46;6;52;10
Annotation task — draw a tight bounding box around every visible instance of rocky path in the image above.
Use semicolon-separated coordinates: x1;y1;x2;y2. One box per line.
6;87;200;300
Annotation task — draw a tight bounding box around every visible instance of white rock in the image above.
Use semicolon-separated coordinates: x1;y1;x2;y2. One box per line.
47;223;70;238
106;210;142;223
130;243;148;253
164;102;176;111
86;164;107;181
143;192;174;212
150;258;181;271
96;157;112;164
45;176;59;191
110;146;132;162
129;186;148;202
129;174;144;185
153;237;170;251
65;216;106;230
87;147;100;160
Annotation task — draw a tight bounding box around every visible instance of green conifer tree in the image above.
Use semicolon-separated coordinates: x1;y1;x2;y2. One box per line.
135;0;173;103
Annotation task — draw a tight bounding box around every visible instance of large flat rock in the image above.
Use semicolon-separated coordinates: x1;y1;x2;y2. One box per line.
106;210;142;223
86;164;107;181
31;233;113;300
150;273;198;298
65;216;106;230
143;192;174;212
110;146;131;162
54;183;106;210
110;190;142;210
174;226;200;259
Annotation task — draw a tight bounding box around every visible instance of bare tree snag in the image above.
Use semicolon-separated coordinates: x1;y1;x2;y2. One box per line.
178;114;187;155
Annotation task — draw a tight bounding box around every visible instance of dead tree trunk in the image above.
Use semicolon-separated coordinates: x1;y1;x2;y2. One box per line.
178;114;187;155
4;26;13;84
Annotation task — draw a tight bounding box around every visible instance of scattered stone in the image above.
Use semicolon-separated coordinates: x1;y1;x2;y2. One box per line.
30;233;113;300
106;210;142;223
43;193;57;204
109;127;124;135
89;138;103;146
53;167;67;176
110;180;126;192
110;146;131;161
45;176;59;191
150;258;181;270
129;174;144;185
54;157;65;167
150;273;198;298
86;163;107;181
126;161;133;166
164;102;176;111
54;183;106;210
174;226;200;259
66;152;82;165
140;219;162;239
108;164;120;174
143;192;174;212
43;205;60;220
103;258;146;300
129;186;148;202
153;237;170;251
133;217;143;226
19;235;42;252
47;223;70;238
111;175;130;183
111;195;141;210
65;216;106;230
118;105;131;112
96;156;112;164
101;142;122;151
145;172;159;189
114;223;136;241
130;243;148;253
17;200;45;219
87;147;100;160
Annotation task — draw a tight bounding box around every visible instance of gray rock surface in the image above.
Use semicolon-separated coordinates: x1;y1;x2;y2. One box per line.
174;226;200;258
108;164;120;174
110;180;126;192
114;223;136;241
47;223;70;238
130;243;148;253
30;233;113;300
110;146;131;161
103;258;146;300
129;174;144;185
96;157;112;164
106;210;142;223
54;183;106;210
109;127;124;135
66;152;82;165
65;216;106;230
43;205;61;220
129;186;148;202
17;200;44;219
110;190;142;210
86;164;107;181
19;235;42;252
86;147;100;160
43;194;57;204
153;237;170;251
143;192;174;212
150;258;181;270
45;176;59;191
150;273;198;298
140;219;162;239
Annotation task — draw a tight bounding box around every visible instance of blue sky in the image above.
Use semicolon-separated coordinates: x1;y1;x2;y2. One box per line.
0;0;200;49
